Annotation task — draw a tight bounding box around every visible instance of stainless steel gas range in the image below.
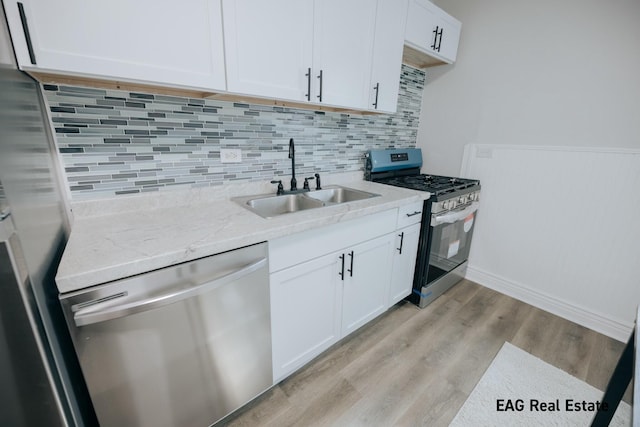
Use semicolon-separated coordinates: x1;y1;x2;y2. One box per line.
365;148;481;308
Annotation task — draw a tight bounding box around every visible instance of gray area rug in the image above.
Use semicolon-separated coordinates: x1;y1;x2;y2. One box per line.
450;342;631;426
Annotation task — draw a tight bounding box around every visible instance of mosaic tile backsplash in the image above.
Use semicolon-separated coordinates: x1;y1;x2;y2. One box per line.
45;65;425;200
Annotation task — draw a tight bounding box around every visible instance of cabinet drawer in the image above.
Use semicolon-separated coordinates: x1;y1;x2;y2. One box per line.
397;201;424;228
269;208;397;273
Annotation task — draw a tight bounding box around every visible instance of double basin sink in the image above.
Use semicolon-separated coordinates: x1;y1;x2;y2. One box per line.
233;185;380;219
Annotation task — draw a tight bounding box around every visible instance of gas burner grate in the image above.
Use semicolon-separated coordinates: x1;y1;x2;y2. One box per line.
376;174;479;195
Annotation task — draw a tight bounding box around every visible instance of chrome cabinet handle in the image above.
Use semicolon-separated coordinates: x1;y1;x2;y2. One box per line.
73;257;267;327
406;211;422;217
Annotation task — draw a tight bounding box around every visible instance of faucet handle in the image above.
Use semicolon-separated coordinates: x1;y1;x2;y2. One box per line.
303;176;315;190
314;173;322;190
270;180;284;195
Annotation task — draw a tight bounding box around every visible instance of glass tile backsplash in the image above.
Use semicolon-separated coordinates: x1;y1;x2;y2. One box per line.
45;65;425;200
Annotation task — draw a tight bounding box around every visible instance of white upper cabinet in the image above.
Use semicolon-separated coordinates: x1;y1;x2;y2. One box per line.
404;0;461;65
312;0;376;109
369;0;408;112
432;8;461;62
3;0;226;90
223;0;378;110
223;0;314;102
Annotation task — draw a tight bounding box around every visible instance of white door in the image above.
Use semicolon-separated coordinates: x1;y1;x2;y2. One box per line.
389;223;421;306
312;0;377;109
270;252;343;382
369;0;408;113
341;233;394;337
223;0;314;101
5;0;226;90
434;12;461;63
404;0;439;54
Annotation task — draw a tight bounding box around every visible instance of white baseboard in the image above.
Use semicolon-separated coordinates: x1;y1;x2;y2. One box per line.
465;265;632;343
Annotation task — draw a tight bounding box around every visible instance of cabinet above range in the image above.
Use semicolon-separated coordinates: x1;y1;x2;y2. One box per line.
403;0;462;68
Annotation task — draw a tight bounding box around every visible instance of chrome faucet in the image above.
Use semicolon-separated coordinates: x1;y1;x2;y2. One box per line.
288;138;297;191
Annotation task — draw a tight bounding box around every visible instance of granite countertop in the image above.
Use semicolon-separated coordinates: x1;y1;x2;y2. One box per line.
56;173;429;294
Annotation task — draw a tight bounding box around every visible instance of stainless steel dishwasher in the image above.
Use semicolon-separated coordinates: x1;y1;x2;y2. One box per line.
60;242;271;427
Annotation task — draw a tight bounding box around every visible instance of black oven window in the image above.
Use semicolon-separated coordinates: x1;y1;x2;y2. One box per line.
429;212;476;276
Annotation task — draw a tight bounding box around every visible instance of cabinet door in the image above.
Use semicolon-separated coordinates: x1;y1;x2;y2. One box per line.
404;0;439;53
223;0;314;101
341;233;394;337
435;12;461;63
404;0;460;64
5;0;226;90
369;0;408;113
312;0;377;109
270;252;342;382
389;223;421;306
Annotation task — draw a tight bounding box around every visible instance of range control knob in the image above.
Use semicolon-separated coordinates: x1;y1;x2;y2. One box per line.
459;196;466;203
441;201;449;210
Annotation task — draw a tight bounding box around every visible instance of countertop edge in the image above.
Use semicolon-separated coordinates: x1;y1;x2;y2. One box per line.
56;180;428;294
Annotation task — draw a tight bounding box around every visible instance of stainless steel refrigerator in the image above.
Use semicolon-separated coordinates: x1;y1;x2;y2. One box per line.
0;5;96;426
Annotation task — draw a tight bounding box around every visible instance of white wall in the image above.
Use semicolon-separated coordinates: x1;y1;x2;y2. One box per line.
416;0;640;340
417;0;640;175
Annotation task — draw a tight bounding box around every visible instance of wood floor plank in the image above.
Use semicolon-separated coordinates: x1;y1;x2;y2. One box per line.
339;292;462;395
510;306;564;358
546;320;598;379
392;379;467;427
585;333;632;403
278;301;418;408
221;386;292;426
266;377;362;427
221;281;630;426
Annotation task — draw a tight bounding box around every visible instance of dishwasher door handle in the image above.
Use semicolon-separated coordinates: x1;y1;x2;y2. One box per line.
73;257;267;327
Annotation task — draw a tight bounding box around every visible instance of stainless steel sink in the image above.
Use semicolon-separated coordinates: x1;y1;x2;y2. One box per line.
233;185;380;219
304;186;380;204
238;194;324;219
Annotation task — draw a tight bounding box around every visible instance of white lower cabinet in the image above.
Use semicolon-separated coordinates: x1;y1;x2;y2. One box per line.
269;204;423;383
340;233;395;337
270;252;342;382
389;223;421;306
270;233;395;383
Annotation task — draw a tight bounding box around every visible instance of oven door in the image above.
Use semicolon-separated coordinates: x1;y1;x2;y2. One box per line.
427;202;479;283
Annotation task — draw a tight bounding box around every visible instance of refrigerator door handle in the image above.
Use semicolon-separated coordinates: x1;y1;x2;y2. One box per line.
17;2;37;64
73;257;266;327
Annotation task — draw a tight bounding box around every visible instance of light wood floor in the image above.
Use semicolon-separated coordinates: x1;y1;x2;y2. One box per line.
221;280;630;426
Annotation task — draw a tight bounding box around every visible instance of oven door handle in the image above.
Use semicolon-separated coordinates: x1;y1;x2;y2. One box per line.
430;202;479;227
